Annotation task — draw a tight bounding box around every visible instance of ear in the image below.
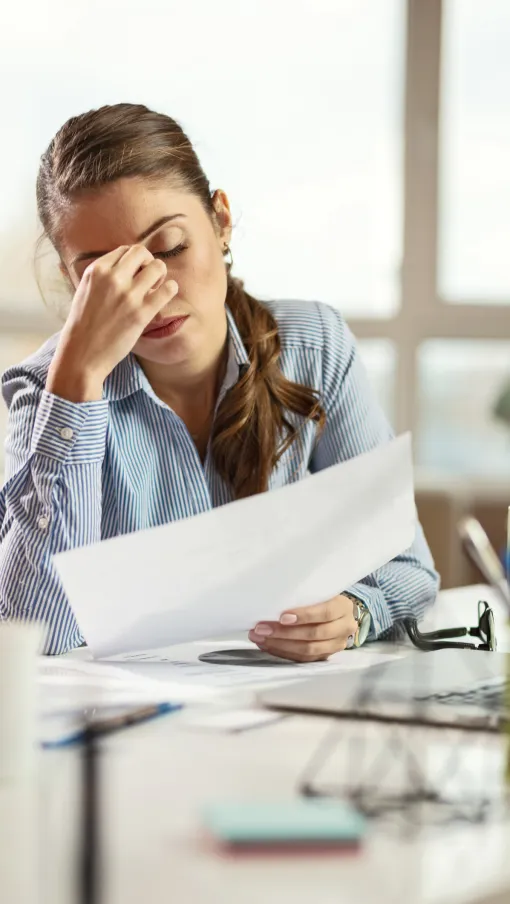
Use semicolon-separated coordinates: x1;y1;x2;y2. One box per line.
211;189;232;246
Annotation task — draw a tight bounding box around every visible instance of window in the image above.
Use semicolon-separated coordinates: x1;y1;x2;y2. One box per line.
230;0;405;318
417;341;510;477
0;0;405;321
438;0;510;302
2;1;510;485
357;340;396;422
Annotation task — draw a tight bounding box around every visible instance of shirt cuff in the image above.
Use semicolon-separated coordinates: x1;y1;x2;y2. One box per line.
30;390;109;464
344;582;394;640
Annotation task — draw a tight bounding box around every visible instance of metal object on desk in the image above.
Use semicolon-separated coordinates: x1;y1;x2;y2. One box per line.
259;644;510;732
79;704;181;904
458;516;510;615
296;716;507;831
507;505;510;587
290;606;506;831
81;723;101;904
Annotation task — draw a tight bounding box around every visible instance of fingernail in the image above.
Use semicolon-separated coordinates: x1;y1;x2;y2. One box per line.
254;623;273;637
280;613;298;625
248;631;265;647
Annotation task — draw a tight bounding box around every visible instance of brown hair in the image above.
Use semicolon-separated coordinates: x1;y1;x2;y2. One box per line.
36;103;325;498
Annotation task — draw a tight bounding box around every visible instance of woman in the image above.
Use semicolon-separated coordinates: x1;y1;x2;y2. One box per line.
0;103;439;657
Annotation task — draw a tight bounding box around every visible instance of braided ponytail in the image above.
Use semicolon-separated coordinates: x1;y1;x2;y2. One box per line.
212;276;325;498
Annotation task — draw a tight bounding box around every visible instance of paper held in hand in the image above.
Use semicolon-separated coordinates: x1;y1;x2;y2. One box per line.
53;434;416;659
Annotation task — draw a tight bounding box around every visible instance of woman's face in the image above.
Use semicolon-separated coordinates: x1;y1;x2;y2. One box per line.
58;177;232;368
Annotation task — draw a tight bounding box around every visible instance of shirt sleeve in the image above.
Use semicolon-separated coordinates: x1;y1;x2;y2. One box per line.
309;302;440;639
0;368;108;654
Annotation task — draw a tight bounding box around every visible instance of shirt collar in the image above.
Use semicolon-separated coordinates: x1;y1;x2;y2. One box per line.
102;305;250;402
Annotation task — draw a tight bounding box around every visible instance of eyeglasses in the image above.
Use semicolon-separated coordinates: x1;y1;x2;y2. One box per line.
295;601;499;828
297;717;502;828
403;600;496;653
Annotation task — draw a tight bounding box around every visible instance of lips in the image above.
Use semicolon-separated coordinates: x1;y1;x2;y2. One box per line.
142;315;188;336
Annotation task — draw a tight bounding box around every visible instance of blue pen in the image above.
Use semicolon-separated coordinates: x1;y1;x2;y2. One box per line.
78;702;182;904
42;701;182;749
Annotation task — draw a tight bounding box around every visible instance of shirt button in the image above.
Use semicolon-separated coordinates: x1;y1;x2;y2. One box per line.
60;427;74;441
38;516;50;531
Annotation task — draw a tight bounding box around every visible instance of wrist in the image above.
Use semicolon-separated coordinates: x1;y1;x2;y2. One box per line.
343;592;372;647
46;359;104;403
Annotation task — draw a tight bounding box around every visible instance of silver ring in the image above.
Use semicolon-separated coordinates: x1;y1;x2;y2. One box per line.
346;634;355;650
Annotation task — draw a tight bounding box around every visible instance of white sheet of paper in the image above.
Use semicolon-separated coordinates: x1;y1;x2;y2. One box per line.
38;643;404;716
53;434;415;659
103;644;403;689
37;656;217;715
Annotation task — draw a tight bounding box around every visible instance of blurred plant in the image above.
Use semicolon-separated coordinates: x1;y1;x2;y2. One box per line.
493;379;510;428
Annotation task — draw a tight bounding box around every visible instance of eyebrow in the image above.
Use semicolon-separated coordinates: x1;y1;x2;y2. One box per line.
71;214;186;266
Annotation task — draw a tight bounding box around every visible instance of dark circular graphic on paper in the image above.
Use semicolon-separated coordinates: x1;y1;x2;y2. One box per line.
198;649;296;667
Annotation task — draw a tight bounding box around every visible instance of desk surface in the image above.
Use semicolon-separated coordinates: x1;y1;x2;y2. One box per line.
9;584;510;904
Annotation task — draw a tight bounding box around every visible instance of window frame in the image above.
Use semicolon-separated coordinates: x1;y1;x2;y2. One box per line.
349;0;510;444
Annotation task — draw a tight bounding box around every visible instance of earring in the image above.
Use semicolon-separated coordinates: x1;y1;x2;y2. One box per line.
223;243;233;271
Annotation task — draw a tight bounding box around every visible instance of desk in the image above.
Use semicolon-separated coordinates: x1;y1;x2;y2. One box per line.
16;586;510;903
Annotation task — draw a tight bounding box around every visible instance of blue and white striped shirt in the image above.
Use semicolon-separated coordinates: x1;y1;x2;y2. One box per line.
0;300;439;654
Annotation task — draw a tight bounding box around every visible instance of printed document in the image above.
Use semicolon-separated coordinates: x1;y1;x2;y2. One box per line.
53;434;415;658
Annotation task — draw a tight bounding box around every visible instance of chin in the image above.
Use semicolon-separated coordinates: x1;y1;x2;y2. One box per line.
133;331;196;366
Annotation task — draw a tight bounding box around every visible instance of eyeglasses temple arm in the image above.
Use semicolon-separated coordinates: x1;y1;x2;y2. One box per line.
414;626;469;641
403;619;477;651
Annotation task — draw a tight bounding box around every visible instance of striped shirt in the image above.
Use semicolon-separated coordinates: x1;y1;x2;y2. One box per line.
0;300;439;654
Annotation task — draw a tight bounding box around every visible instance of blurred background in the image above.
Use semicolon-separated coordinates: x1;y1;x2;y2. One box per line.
0;0;509;586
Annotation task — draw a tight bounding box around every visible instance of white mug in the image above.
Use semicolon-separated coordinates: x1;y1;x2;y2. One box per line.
0;621;43;782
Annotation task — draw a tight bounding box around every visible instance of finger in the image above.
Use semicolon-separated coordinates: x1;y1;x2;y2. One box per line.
251;625;354;654
251;618;348;643
144;277;180;314
132;258;168;296
83;245;131;276
114;243;156;277
255;636;343;663
279;596;350;627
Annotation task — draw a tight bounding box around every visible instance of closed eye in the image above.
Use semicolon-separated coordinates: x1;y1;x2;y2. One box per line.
153;243;188;260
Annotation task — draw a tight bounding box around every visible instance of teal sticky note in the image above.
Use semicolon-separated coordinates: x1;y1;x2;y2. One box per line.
203;799;366;845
